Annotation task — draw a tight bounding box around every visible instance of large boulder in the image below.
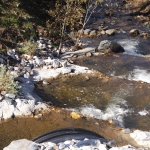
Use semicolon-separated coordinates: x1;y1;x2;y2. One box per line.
98;40;125;53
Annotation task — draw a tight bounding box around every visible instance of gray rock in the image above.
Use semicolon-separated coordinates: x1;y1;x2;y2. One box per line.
3;97;13;105
5;93;16;99
7;49;16;60
1;91;7;96
3;139;37;150
0;100;15;119
105;29;116;35
60;60;68;67
123;128;133;134
43;80;49;85
84;29;91;35
14;99;34;116
129;29;140;37
0;58;6;65
98;40;125;53
85;52;92;57
89;30;97;36
0;95;3;101
101;30;106;35
61;68;71;74
52;59;60;69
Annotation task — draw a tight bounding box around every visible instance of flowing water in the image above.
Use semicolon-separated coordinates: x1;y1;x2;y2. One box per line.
35;35;150;131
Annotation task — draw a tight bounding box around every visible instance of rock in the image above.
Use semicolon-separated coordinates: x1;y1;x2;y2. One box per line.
129;29;140;37
70;112;81;119
33;56;44;67
3;139;37;150
4;97;13;105
0;100;15;119
130;130;150;147
7;49;16;60
0;95;3;101
1;91;7;96
78;29;84;35
84;29;91;35
103;26;109;31
101;30;106;35
98;40;125;53
52;59;60;69
5;93;16;99
105;29;116;35
60;60;68;67
89;30;97;36
123;128;132;134
0;58;6;65
14;99;34;116
61;68;71;74
85;52;92;57
105;10;114;17
98;26;103;31
43;57;53;65
43;80;49;85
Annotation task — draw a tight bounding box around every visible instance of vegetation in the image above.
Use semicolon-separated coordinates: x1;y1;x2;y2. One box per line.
0;0;104;50
17;40;38;55
0;66;18;94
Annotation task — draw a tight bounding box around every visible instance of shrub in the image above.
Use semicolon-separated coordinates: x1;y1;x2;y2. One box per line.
0;66;18;94
17;40;38;55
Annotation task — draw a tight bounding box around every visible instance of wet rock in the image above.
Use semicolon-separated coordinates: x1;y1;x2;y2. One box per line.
98;40;125;53
106;29;116;36
129;29;140;37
